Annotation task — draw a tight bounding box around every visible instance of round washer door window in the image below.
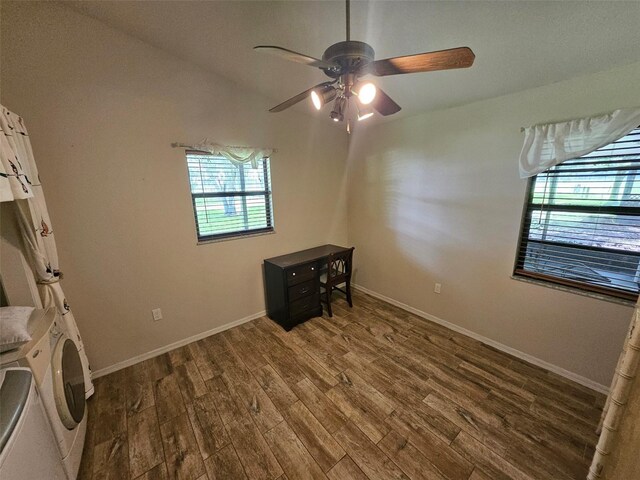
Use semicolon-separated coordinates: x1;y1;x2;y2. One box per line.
52;336;86;429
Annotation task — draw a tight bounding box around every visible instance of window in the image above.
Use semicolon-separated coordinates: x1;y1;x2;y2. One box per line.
515;127;640;301
186;151;274;242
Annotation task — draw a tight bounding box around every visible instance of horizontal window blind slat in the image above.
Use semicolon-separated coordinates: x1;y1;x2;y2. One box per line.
564;160;640;169
540;165;640;175
522;238;640;256
526;208;640;218
514;270;638;301
516;258;639;273
517;247;640;266
192;191;271;198
517;255;639;270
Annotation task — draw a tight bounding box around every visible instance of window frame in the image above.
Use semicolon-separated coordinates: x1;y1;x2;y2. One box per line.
186;150;275;243
513;133;640;302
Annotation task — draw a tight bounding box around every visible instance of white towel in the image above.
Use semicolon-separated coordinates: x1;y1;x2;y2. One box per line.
0;306;35;353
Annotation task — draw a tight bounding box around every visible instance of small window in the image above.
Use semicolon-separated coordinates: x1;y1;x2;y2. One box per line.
186;151;274;242
514;127;640;301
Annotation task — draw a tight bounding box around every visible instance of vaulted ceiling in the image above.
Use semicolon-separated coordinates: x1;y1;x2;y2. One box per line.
63;0;640;121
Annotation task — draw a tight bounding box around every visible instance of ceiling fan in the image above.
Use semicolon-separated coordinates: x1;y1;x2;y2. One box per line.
255;0;475;132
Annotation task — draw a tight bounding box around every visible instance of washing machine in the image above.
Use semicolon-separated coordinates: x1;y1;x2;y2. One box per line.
47;283;94;399
0;308;87;480
0;367;67;479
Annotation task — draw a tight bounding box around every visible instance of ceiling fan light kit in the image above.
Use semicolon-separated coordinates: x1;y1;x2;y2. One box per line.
355;82;377;105
330;96;347;122
255;0;475;132
357;104;374;122
311;85;337;111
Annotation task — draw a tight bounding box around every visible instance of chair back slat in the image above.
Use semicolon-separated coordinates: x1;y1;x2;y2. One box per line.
326;247;354;286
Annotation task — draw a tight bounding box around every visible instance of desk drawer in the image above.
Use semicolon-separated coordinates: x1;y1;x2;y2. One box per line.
288;280;316;303
289;293;320;318
286;262;318;286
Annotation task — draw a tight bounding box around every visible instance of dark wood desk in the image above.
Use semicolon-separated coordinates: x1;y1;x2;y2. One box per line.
264;244;351;330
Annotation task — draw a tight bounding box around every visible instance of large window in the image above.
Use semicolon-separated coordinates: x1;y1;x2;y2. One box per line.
515;128;640;301
186;151;274;242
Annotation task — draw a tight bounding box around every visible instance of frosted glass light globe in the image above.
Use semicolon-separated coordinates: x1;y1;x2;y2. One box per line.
311;90;322;110
358;83;377;105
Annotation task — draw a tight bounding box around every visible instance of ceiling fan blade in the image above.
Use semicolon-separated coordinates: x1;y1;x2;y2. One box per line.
269;82;332;113
371;88;401;116
254;45;338;70
369;47;475;76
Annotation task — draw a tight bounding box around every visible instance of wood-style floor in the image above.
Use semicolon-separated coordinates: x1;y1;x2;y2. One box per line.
79;291;604;480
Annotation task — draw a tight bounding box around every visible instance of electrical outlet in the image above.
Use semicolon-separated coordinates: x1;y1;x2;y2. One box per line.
434;283;442;294
152;308;163;321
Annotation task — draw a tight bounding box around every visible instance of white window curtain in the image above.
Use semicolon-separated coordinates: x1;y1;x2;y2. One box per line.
172;139;275;168
519;107;640;178
0;105;94;398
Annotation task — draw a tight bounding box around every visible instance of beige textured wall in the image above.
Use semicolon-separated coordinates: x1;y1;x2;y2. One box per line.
347;62;640;387
1;2;348;371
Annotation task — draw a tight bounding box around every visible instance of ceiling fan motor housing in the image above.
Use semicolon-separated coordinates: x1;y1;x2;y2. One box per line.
321;41;375;77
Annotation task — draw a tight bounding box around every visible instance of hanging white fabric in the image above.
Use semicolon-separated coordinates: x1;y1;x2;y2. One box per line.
519;107;640;178
172;139;275;168
0;107;35;202
0;105;94;398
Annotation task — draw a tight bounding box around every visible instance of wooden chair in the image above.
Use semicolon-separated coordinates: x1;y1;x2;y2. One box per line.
319;247;355;317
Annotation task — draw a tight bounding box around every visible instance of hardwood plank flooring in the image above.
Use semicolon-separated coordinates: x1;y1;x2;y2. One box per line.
160;413;206;480
326;456;368;480
128;407;164;478
283;400;345;472
79;291;603;480
187;394;231;459
204;445;247;480
263;421;327;480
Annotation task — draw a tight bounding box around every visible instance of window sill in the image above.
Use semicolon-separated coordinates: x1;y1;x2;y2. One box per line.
510;274;637;307
197;229;276;245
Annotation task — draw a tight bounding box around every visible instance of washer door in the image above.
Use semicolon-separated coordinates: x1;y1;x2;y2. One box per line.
52;335;86;430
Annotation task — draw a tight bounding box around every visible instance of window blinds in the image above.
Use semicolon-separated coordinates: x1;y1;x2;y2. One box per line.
186;152;274;241
515;128;640;300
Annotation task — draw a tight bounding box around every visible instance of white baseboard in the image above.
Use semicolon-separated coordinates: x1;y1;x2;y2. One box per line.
94;286;610;394
92;310;266;378
353;284;609;395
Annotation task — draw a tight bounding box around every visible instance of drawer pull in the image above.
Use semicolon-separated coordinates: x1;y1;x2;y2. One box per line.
292;272;296;276
300;287;309;294
32;349;41;359
311;267;315;271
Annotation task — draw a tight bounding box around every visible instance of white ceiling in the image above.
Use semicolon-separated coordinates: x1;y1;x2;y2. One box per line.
62;1;640;123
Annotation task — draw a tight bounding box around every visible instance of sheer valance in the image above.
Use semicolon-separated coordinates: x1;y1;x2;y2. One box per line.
172;139;275;168
519;107;640;178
